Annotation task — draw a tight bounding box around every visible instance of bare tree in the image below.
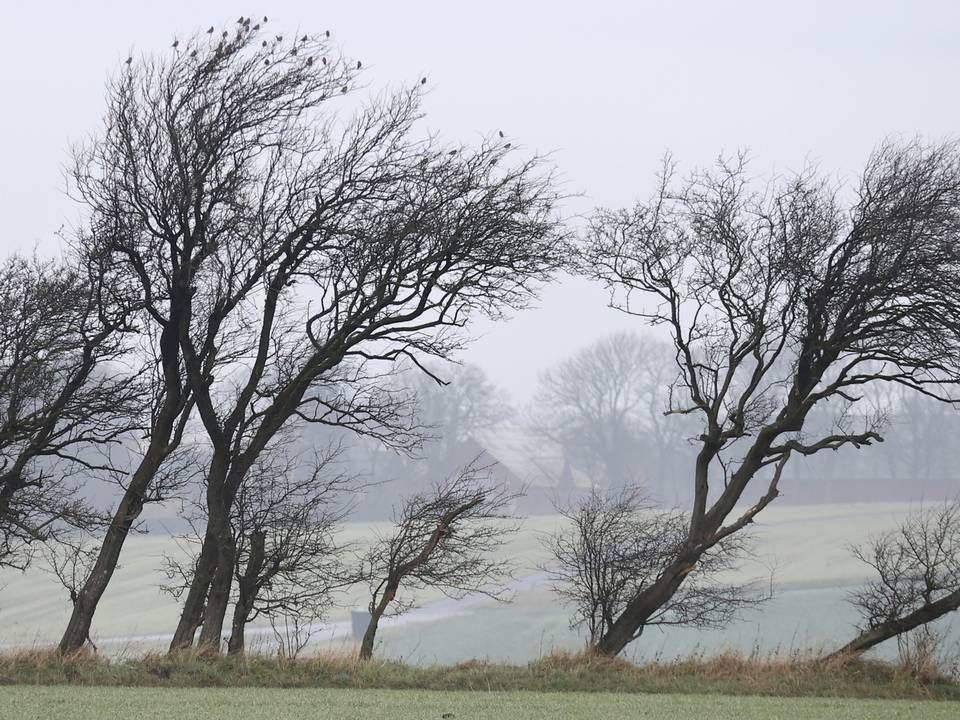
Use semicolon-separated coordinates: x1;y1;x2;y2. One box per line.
225;444;357;655
160;436;357;655
67;20;562;656
828;502;960;661
580;140;960;655
0;253;141;572
357;460;521;660
543;486;758;649
530;332;693;497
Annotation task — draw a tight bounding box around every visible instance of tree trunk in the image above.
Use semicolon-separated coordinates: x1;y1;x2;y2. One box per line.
358;609;384;661
168;529;217;652
594;556;697;656
226;530;266;656
58;413;177;655
195;508;236;654
359;583;397;661
827;589;960;662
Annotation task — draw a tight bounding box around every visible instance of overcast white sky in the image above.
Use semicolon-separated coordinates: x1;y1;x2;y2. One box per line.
3;1;959;401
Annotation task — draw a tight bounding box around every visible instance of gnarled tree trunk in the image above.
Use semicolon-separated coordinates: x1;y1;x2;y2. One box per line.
226;530;266;655
827;589;960;662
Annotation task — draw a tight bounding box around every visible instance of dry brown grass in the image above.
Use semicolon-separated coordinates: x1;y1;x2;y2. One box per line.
0;644;957;700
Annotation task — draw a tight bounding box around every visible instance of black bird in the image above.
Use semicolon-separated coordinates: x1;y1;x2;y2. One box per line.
325;29;331;37
498;130;504;138
341;85;348;93
264;59;270;66
222;30;228;38
171;39;179;49
322;56;327;65
504;143;511;149
262;40;268;47
448;149;457;156
190;49;198;58
301;35;308;42
291;47;298;56
237;16;244;23
306;56;314;66
421;76;427;85
276;35;283;42
206;26;214;34
253;24;260;31
356;60;362;69
125;56;133;65
263;16;268;22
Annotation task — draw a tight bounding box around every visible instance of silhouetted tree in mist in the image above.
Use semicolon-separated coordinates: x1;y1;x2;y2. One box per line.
357;460;520;660
580;141;960;655
60;18;563;655
829;501;960;661
0;254;142;574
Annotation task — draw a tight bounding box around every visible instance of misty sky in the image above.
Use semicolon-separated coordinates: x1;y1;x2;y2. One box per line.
3;1;959;401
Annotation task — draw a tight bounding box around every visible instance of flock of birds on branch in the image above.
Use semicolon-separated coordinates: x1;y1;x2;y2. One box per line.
121;17;513;154
122;16;410;95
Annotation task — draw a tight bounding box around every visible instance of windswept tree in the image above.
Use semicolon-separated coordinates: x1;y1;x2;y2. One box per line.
543;486;757;649
580;141;960;655
164;438;356;655
357;461;520;660
65;19;563;655
0;253;141;572
829;502;960;661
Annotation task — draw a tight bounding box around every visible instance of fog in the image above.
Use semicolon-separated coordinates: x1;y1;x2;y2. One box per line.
4;1;960;400
4;1;960;669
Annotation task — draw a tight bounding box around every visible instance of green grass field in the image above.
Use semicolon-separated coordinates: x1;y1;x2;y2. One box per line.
2;686;957;720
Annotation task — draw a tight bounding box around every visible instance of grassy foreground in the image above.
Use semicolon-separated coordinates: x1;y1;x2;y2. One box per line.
2;685;958;720
1;649;959;701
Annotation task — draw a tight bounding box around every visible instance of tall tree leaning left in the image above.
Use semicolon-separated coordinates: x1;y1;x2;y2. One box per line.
59;19;564;655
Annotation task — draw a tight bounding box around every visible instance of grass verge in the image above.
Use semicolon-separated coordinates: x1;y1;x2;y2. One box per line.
0;648;958;701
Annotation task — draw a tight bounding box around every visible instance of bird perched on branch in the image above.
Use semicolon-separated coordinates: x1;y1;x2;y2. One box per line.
171;39;179;49
357;60;362;69
125;56;132;65
206;26;214;34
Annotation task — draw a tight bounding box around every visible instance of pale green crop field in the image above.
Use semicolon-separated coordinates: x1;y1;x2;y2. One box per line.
2;686;957;720
0;501;937;659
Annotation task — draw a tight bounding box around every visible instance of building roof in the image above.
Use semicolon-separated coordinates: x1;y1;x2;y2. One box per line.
471;425;593;490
